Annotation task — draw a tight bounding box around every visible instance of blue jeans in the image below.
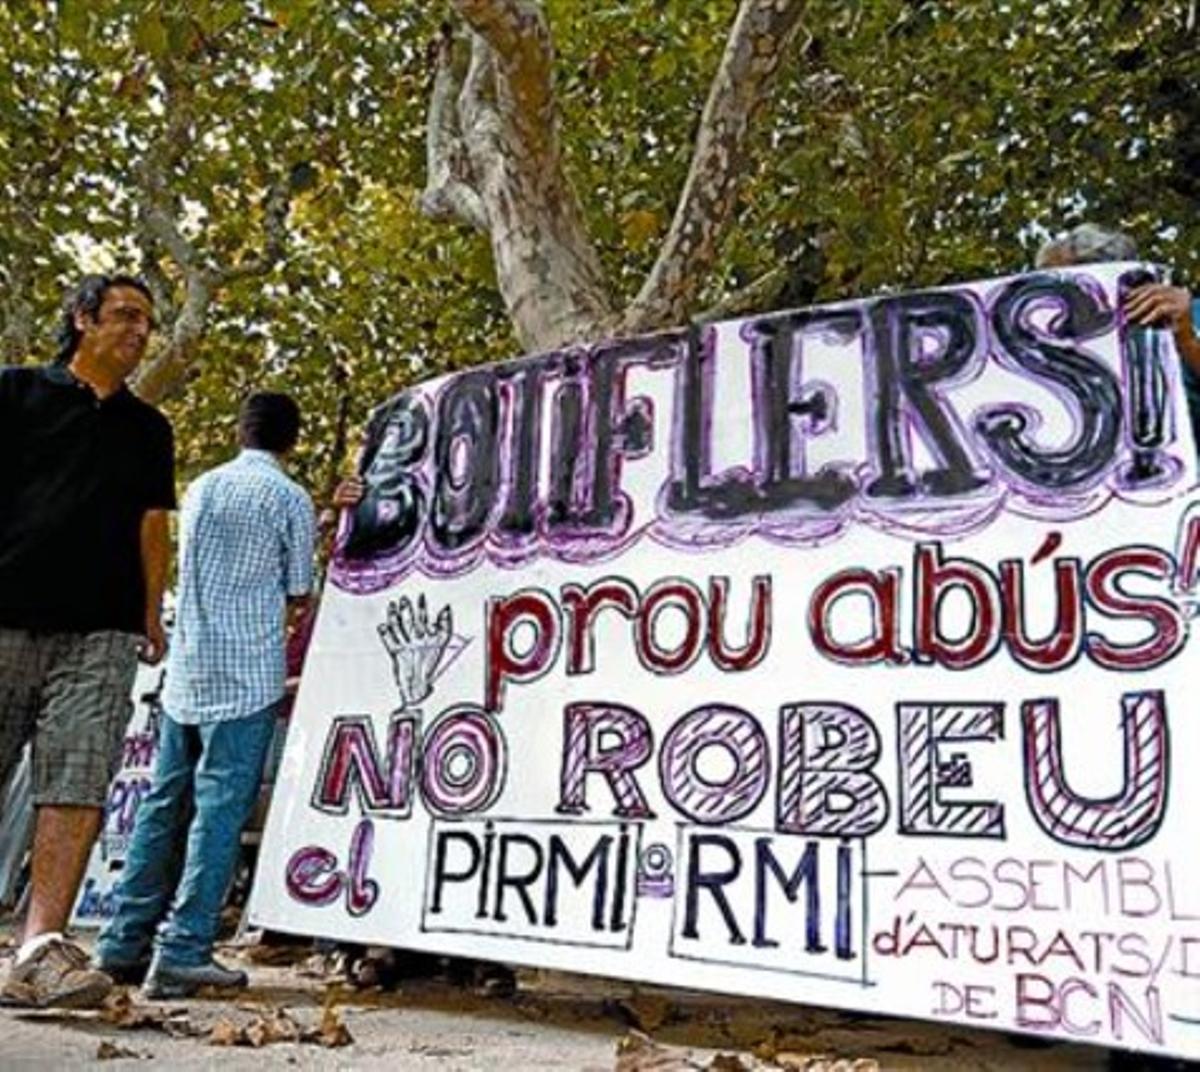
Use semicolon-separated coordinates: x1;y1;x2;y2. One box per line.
96;703;278;968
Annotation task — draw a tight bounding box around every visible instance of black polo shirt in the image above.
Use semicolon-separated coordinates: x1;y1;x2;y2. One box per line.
0;365;175;634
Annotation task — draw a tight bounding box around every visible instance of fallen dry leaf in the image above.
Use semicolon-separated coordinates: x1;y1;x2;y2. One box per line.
774;1060;878;1072
163;1015;205;1039
245;1009;302;1048
706;1055;751;1071
615;1031;702;1072
302;1004;353;1048
208;1017;246;1047
99;993;199;1036
208;1005;352;1050
100;992;146;1027
96;1039;143;1060
619;994;673;1032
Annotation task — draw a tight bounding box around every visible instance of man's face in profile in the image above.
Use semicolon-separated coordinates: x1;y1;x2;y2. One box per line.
76;285;155;380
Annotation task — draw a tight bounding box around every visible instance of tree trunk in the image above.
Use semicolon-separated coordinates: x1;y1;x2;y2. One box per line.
423;6;617;353
423;1;811;353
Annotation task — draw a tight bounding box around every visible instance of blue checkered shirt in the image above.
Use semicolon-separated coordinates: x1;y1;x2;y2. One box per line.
164;449;316;724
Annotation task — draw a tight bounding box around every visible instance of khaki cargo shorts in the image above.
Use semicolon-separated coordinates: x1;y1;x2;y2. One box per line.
0;628;139;808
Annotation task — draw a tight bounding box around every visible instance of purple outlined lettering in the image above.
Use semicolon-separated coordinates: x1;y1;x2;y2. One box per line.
312;714;418;819
1023;690;1168;850
557;702;655;819
420;704;507;816
897;703;1005;838
776;703;889;837
659;704;769;824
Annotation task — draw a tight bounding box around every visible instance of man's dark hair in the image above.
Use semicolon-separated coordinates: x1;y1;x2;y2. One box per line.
239;391;302;454
53;273;154;365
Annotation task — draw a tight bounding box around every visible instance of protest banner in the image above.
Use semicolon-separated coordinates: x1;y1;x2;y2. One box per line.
249;264;1200;1059
71;665;166;926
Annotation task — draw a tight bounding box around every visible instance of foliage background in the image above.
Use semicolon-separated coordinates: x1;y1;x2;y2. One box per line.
2;0;1197;494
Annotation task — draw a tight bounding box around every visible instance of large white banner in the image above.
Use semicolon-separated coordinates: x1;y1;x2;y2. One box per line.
251;265;1200;1059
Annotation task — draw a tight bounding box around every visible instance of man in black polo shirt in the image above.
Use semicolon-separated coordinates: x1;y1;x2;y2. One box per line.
0;274;175;1008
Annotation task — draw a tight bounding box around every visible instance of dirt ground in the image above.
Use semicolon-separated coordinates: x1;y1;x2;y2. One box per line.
0;928;1147;1071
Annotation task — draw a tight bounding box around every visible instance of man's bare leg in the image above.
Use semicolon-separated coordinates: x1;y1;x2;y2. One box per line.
23;804;102;938
0;804;113;1008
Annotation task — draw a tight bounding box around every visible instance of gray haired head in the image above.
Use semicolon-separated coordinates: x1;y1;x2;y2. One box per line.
1035;223;1139;268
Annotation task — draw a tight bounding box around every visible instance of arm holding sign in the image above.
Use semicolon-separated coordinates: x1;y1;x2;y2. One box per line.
1036;224;1198;374
318;474;364;534
332;476;365;509
1125;284;1200;379
1037;224;1200;455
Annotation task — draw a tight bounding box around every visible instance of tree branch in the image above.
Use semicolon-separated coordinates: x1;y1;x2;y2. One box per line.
451;0;541;58
424;3;615;351
135;169;293;401
136;174;209;404
141;202;202;274
133;51;293;402
138;63;203;274
220;173;292;282
693;265;792;325
450;0;556;161
136;230;175;318
133;270;213;404
459;28;498;133
132;67;208;404
624;0;811;334
692;243;827;325
420;27;489;230
457;31;510;190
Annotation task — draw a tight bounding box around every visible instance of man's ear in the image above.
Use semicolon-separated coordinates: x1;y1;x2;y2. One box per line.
72;307;95;333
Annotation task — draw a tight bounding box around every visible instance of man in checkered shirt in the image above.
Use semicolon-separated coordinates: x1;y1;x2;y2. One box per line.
96;392;317;998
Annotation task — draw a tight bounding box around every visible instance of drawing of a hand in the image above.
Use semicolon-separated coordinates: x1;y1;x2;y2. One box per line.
377;595;453;709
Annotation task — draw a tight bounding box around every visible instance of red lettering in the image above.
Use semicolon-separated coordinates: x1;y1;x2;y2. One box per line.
1085;546;1184;670
485;588;561;711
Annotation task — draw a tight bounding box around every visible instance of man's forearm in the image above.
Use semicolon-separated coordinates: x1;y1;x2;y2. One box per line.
286;594;312;631
140;509;170;621
1176;324;1200;380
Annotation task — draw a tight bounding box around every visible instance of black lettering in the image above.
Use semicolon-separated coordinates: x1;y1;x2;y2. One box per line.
753;837;823;952
544;834;612;931
493;833;544;925
865;291;988;499
979;274;1121;488
430;370;500;550
430;830;481;914
683;833;745;944
342;392;429;560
